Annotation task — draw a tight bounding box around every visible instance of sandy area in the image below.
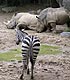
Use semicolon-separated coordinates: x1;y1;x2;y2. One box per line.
0;12;70;80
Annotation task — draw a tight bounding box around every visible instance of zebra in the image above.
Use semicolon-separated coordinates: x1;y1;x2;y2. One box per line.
15;29;40;80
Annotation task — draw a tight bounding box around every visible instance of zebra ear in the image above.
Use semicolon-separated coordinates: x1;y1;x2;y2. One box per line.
22;29;24;32
21;29;28;35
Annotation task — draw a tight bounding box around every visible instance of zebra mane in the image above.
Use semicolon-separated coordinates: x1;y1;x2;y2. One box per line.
16;29;28;42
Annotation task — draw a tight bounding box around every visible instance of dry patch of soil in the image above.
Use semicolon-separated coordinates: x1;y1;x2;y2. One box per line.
0;54;70;80
0;12;70;80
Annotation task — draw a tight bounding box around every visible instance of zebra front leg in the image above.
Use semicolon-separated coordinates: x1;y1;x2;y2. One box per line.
20;74;24;80
20;65;24;80
27;68;30;74
20;64;27;80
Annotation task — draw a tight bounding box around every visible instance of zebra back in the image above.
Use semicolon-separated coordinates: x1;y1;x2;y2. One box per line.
22;35;40;65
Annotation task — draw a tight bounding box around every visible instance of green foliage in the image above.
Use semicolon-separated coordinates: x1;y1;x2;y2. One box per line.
64;28;70;32
0;44;61;61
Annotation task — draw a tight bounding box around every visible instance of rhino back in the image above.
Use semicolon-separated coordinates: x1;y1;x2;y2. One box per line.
18;13;38;26
55;10;69;24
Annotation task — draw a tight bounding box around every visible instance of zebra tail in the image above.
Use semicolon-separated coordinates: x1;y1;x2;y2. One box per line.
30;51;33;65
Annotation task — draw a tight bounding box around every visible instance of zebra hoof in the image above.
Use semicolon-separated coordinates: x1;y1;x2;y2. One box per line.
27;69;30;74
27;71;30;75
16;41;19;45
20;74;24;80
31;76;34;79
20;77;24;80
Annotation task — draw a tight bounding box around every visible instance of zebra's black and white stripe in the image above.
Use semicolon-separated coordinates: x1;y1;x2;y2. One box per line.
15;29;40;79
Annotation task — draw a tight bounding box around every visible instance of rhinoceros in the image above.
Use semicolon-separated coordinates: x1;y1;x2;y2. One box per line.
36;7;70;32
4;12;27;29
4;12;45;33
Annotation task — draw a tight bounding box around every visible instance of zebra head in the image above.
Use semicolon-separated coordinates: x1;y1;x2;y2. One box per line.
15;29;28;45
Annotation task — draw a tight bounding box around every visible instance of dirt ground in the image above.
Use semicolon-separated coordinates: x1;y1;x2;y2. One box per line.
0;11;70;80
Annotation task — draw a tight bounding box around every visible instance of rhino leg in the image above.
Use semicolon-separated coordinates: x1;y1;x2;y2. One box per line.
47;22;56;32
16;23;28;30
36;25;46;33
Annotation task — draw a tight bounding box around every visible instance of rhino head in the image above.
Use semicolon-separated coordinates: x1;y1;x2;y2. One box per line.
3;13;18;29
36;16;46;33
4;19;16;29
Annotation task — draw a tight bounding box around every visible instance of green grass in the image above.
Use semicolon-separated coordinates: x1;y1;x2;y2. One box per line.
0;44;61;61
0;49;22;61
64;28;70;32
40;44;61;55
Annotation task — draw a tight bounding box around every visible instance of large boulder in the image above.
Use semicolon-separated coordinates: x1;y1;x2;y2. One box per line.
63;0;70;11
56;0;63;7
60;32;70;38
2;7;17;13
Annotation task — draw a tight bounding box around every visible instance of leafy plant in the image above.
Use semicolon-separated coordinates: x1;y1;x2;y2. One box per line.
64;28;70;32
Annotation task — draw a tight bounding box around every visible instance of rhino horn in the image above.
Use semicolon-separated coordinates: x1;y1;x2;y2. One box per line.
3;21;10;26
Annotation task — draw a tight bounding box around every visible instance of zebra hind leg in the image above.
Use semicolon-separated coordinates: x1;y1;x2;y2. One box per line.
31;63;34;79
27;68;30;74
27;55;30;75
20;70;24;80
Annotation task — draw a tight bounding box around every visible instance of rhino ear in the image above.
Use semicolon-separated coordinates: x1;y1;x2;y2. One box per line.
36;16;42;22
36;16;44;24
14;12;18;16
36;16;40;19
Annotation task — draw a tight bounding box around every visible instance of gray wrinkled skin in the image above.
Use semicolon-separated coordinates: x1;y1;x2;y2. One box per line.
5;12;45;33
6;13;26;29
7;19;16;29
37;7;70;32
36;20;45;33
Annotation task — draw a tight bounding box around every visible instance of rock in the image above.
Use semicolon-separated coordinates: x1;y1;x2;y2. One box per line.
60;32;70;38
2;7;17;13
63;0;70;11
56;25;68;33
